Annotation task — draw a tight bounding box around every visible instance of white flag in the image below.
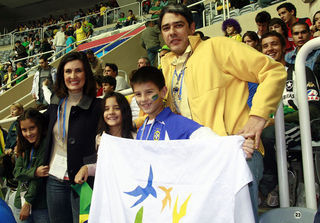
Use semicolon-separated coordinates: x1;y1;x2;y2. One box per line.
89;134;254;223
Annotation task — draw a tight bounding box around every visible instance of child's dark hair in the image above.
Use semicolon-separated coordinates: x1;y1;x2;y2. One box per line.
97;92;135;139
16;108;47;156
130;66;165;90
102;75;117;90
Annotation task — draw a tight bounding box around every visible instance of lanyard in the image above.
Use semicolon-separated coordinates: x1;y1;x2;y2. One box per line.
171;52;191;101
171;68;185;101
57;97;68;142
139;117;156;140
27;147;34;169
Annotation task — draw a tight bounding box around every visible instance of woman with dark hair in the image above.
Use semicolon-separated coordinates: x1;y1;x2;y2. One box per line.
222;18;242;42
312;11;320;38
12;108;49;223
74;92;136;184
43;51;101;223
242;31;260;51
268;18;294;53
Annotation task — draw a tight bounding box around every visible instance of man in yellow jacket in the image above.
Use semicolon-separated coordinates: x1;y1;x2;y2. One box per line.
159;4;287;222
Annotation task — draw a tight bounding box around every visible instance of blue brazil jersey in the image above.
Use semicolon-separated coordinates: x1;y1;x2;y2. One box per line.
137;107;202;140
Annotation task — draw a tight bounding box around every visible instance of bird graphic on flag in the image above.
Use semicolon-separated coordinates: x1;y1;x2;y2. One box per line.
125;165;157;208
172;194;192;223
159;186;173;212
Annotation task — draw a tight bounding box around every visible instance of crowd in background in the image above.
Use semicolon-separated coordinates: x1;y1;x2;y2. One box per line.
0;1;320;223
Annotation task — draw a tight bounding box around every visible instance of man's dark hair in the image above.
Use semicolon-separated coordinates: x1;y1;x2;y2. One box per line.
105;63;118;75
269;18;288;38
130;66;165;90
292;21;310;33
159;4;193;29
277;2;297;17
255;11;271;24
39;55;48;61
86;49;94;55
261;31;286;49
15;40;21;44
102;75;117;90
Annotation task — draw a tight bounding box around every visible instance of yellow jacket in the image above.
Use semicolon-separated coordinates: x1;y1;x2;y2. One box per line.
161;36;287;153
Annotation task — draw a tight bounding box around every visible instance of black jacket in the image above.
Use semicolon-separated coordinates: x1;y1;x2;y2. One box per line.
43;94;102;183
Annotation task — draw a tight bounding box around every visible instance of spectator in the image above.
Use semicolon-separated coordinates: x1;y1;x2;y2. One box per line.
22;37;30;53
126;9;136;26
4;103;24;155
269;18;294;53
33;36;41;55
53;26;66;58
101;75;116;97
115;12;127;29
222;18;242;42
285;21;320;79
14;40;28;61
242;31;260;50
103;63;130;91
2;64;15;89
260;31;320;207
14;62;27;84
44;52;101;223
255;11;271;38
312;11;320;38
74;20;88;45
137;57;151;68
149;0;162;19
159;4;287;222
31;55;57;106
65;30;76;53
277;2;312;42
141;20;162;66
12;108;50;222
183;0;205;29
40;38;52;57
86;49;103;76
142;0;151;14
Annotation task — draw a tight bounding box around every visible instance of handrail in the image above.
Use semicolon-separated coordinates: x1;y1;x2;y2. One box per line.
44;20;73;30
274;102;290;207
12;27;42;37
12;50;55;64
74;12;101;23
0;64;39;92
0;93;32;115
295;37;319;210
94;22;145;56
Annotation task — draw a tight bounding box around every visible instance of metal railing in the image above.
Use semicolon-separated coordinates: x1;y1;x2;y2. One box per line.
294;37;319;210
0;50;54;92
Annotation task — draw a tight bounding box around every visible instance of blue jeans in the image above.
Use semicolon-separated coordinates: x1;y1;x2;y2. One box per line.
147;45;161;66
246;151;264;223
12;206;49;223
46;176;79;223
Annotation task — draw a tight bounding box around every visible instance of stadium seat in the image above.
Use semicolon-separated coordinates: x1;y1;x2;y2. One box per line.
211;14;223;24
259;207;316;223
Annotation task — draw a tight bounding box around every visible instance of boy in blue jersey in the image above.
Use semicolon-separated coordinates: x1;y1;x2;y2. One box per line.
130;66;254;157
